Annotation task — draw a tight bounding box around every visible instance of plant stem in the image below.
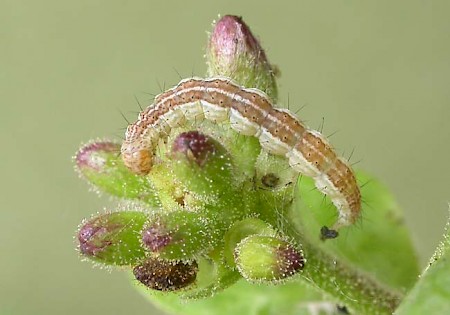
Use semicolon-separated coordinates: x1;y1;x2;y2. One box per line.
285;223;403;314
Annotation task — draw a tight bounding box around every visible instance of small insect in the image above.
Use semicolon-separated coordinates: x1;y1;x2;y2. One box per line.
320;226;339;240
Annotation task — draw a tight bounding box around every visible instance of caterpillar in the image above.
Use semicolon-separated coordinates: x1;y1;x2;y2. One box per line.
121;77;361;229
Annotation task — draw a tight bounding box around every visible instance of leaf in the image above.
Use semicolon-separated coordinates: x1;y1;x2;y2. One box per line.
394;215;450;314
295;171;420;290
135;277;334;315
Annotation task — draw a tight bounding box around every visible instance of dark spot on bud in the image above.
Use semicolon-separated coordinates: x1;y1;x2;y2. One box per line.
172;131;216;166
277;244;305;277
133;258;198;291
261;173;280;188
174;195;185;206
320;226;339;240
141;224;172;252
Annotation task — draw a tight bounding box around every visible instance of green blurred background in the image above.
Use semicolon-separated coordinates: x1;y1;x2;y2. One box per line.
1;1;449;314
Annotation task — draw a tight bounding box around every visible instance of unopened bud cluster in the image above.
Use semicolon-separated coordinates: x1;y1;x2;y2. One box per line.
75;15;304;297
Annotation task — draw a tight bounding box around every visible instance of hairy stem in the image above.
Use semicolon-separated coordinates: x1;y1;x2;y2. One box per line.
284;223;403;314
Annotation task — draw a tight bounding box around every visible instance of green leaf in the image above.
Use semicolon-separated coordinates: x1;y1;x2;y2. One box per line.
394;216;450;314
135;277;333;315
294;171;420;290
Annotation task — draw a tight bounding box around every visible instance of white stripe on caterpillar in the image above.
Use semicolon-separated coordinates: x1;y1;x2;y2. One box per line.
121;77;361;228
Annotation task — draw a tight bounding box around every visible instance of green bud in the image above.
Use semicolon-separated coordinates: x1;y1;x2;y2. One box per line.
171;131;233;196
133;258;198;291
223;218;276;267
77;211;147;266
142;210;219;260
235;235;305;282
75;141;160;206
207;15;278;100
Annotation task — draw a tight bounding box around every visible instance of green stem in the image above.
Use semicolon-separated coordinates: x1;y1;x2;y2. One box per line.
285;224;403;314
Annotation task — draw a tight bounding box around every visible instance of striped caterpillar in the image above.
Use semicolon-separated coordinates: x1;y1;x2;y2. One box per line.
121;77;361;229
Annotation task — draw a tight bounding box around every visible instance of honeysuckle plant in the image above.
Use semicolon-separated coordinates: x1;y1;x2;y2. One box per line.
74;15;450;315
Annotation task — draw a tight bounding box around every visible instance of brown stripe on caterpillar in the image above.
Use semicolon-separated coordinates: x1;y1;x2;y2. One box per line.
121;77;361;228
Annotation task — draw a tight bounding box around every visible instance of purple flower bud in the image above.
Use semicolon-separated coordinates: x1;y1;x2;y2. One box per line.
141;224;172;252
139;211;215;261
208;15;267;69
172;131;216;167
277;243;306;277
75;141;160;204
207;15;278;99
78;219;116;257
235;235;305;282
77;212;147;266
75;141;119;172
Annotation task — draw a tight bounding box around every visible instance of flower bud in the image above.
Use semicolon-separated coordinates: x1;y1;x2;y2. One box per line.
133;258;198;291
141;224;172;253
77;211;147;266
75;141;159;206
141;210;219;260
172;131;217;167
235;235;305;282
207;15;278;100
224;218;276;267
171;131;232;196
